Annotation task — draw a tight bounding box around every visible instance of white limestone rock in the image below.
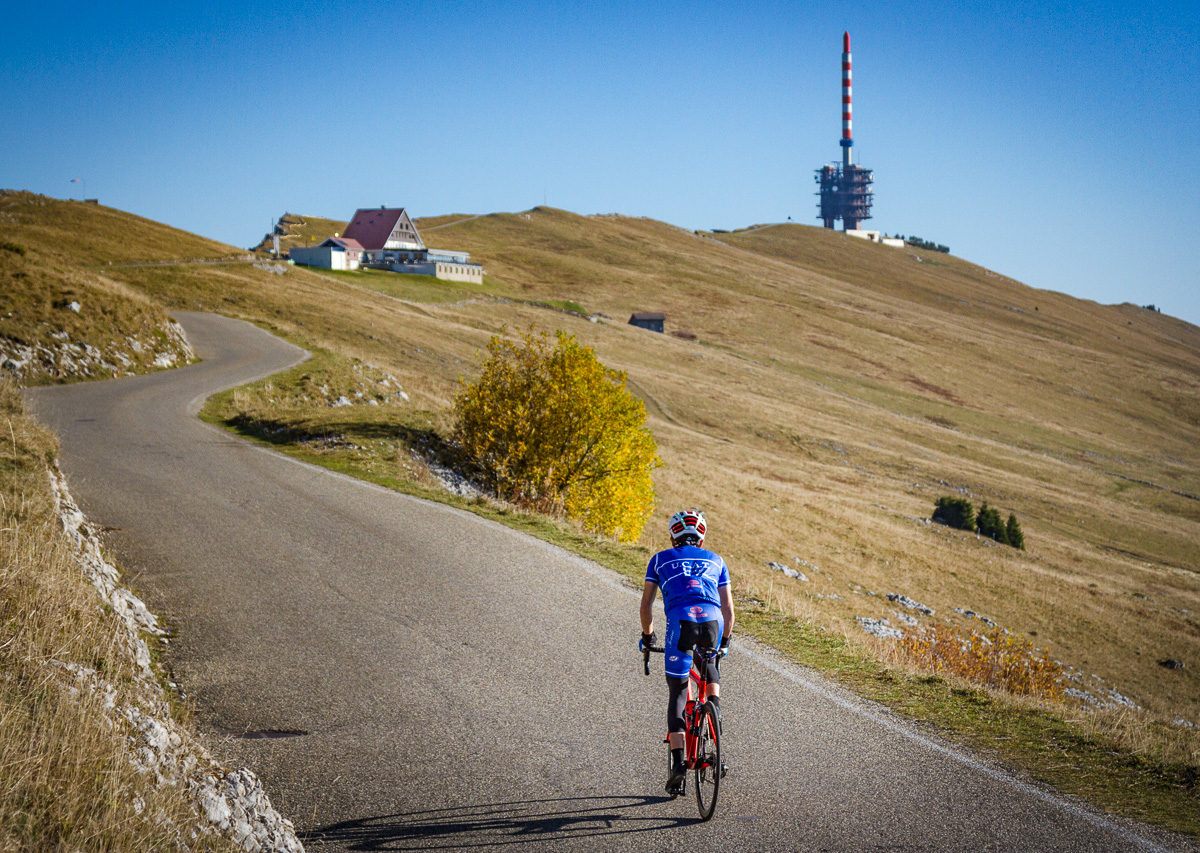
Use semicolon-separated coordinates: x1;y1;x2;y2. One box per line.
857;617;903;639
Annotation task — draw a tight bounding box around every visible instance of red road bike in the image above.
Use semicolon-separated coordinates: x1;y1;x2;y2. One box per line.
643;643;727;821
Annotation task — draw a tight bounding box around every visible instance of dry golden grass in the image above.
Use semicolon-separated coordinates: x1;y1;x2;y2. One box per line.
0;376;232;850
895;623;1064;699
4;192;1199;816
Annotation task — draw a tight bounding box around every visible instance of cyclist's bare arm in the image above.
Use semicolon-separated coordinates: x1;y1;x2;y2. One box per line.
640;581;659;635
720;586;735;640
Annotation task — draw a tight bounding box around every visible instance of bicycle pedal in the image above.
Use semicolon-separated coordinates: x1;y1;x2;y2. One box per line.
720;760;728;779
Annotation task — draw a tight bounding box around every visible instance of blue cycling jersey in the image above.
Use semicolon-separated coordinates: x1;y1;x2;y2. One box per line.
645;544;731;613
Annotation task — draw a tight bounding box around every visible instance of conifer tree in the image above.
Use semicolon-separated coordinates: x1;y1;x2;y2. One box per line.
932;496;974;530
1006;513;1025;550
976;501;1009;545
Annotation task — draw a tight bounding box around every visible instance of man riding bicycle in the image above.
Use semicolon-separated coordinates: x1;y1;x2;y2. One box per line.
639;509;735;793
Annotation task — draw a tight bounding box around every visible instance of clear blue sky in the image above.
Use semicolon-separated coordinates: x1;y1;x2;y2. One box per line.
3;1;1197;326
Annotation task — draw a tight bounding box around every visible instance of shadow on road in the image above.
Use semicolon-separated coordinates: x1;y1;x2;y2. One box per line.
302;794;699;850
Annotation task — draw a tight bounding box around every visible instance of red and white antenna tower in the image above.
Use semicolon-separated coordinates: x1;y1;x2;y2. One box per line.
815;30;874;230
841;31;853;167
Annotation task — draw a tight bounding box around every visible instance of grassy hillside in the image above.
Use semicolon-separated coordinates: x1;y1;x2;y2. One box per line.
3;192;1198;833
0;191;206;382
252;212;346;253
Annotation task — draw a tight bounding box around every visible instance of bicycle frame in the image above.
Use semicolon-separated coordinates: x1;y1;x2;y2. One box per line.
682;648;720;771
643;642;725;819
645;644;721;771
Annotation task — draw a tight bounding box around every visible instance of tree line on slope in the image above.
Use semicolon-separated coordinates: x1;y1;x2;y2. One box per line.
932;496;1025;549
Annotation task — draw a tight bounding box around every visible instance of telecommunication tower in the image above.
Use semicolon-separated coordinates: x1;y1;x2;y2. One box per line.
815;32;874;230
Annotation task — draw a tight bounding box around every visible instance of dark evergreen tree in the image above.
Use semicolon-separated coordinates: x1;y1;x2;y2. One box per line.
932;496;974;530
1006;513;1025;550
975;501;1009;544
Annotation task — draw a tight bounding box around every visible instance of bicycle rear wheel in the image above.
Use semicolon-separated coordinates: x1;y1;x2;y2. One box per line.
693;702;721;820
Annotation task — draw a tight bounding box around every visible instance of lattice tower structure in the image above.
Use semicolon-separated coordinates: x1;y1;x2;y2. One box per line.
815;163;874;230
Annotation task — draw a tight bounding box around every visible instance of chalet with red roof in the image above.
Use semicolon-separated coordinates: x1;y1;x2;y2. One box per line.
342;207;425;253
289;206;483;283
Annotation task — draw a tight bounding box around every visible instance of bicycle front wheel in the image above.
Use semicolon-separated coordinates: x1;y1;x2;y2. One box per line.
693;702;721;820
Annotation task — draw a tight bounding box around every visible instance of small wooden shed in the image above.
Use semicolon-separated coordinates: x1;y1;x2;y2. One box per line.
629;312;665;333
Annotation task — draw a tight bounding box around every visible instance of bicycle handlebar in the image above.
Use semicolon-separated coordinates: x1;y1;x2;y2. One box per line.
642;644;665;675
641;644;726;676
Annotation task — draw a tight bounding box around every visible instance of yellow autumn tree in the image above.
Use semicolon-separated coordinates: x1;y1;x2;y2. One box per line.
453;329;659;542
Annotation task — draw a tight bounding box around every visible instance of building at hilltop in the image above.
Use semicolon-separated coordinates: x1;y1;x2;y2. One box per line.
289;206;483;283
846;229;903;247
814;32;875;233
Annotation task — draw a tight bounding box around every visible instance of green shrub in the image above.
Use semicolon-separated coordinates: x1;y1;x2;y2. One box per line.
453;329;660;542
932;496;974;530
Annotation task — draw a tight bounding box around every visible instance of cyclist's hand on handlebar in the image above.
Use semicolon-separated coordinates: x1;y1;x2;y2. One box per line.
640;631;658;652
720;635;731;656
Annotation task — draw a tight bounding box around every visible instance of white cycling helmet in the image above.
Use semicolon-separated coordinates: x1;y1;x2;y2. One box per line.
669;509;707;545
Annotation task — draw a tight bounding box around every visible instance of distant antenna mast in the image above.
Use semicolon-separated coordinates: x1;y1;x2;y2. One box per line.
841;30;853;168
815;31;874;231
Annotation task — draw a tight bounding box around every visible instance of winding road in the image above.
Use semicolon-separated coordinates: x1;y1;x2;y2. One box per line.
27;313;1184;851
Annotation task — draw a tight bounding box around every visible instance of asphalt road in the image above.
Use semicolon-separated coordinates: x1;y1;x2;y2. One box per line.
28;312;1186;851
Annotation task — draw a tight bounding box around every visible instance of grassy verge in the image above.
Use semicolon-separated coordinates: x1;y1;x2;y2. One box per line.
199;350;645;574
202;354;1198;840
0;376;232;850
737;606;1198;836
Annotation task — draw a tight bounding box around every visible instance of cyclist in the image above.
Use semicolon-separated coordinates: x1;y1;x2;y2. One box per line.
639;509;734;794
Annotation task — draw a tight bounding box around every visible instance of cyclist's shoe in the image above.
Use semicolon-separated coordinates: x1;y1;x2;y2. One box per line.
665;758;687;795
720;759;728;779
